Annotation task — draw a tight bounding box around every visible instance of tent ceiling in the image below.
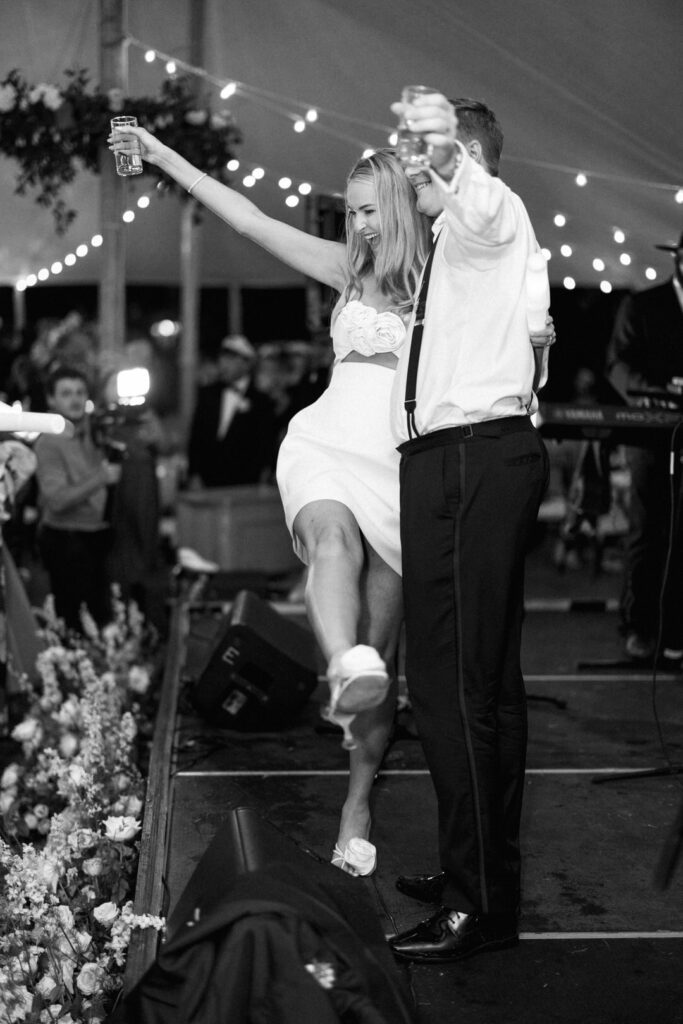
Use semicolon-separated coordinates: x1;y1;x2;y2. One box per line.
1;0;681;291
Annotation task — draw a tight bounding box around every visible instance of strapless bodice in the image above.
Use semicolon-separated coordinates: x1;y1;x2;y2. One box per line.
332;299;408;362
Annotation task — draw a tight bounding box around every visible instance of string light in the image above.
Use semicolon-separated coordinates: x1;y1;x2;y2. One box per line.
592;257;605;271
541;248;552;260
613;228;625;243
298;182;312;195
645;267;657;280
227;159;240;171
563;277;576;290
619;253;631;266
553;214;566;227
285;195;299;207
560;244;572;257
252;167;265;179
600;281;612;293
242;174;255;187
278;176;292;189
126;37;682;203
14;197;152;290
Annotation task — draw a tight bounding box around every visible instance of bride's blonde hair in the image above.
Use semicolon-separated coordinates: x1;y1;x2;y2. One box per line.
343;149;431;313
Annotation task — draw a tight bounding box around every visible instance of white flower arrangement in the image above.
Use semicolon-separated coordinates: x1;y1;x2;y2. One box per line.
0;589;163;1022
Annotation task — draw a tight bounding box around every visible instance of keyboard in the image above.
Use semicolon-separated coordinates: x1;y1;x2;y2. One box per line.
537;402;683;445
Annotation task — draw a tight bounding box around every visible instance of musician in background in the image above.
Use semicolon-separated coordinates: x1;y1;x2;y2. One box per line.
605;230;683;663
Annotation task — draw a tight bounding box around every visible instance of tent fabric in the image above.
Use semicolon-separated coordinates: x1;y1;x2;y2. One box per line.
1;0;681;289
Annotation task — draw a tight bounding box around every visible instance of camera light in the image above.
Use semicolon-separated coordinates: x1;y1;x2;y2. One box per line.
116;367;150;403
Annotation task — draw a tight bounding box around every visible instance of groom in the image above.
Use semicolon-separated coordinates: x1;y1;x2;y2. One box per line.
388;91;549;962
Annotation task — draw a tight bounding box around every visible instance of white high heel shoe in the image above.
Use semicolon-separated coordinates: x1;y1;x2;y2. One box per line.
322;645;389;750
331;837;377;877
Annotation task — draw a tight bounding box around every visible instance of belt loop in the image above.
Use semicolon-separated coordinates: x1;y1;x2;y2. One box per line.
463;424;473;439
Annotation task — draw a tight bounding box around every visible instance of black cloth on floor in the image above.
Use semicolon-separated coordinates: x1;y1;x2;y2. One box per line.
109;858;416;1024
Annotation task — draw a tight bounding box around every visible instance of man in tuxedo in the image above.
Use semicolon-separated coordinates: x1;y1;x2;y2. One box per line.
605;230;683;663
187;334;278;488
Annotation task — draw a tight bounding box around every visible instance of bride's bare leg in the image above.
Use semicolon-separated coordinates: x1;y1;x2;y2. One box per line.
336;546;403;871
293;500;364;663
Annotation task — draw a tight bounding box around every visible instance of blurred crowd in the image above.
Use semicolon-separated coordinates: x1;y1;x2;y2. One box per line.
0;309;334;636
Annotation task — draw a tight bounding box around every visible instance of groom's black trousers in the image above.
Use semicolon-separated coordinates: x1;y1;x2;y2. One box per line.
398;417;548;915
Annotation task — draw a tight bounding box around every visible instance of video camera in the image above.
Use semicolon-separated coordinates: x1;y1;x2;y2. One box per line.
91;367;151;462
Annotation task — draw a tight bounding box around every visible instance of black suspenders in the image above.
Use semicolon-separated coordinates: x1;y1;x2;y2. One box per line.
404;238;438;439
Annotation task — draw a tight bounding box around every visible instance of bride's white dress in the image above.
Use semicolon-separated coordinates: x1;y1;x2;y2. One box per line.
276;300;407;576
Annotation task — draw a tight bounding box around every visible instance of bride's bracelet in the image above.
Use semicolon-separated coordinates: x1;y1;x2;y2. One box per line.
187;171;208;195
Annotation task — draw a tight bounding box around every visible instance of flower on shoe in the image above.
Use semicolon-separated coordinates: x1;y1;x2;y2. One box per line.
103;816;141;842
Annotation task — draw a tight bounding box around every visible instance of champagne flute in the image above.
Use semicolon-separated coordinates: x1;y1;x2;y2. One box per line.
396;85;436;167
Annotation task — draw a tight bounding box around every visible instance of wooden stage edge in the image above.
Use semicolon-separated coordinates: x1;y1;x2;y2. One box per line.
123;600;189;992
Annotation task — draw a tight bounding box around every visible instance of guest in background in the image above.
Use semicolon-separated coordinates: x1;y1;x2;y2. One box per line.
605;229;683;664
98;370;169;633
34;366;121;630
186;334;278;489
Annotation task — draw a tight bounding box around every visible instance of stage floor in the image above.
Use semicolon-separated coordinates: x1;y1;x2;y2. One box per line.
158;533;683;1023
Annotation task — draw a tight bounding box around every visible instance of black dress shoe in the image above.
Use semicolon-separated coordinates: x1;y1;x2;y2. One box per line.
395;871;446;904
389;908;519;963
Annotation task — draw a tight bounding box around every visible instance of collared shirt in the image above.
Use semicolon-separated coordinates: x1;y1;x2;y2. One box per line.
217;376;250;439
34;417;108;531
391;144;542;442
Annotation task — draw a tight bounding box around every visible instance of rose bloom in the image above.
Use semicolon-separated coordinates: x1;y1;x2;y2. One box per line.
93;901;119;926
128;665;150;694
59;732;79;758
23;811;39;830
36;975;59;1000
82;856;104;877
11;718;41;743
103;815;141;842
33;803;50;819
1;763;21;788
76;962;106;996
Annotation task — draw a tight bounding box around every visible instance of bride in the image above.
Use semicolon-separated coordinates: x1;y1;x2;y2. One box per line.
109;124;431;876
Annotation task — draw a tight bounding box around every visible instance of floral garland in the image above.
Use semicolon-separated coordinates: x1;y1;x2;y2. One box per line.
0;68;242;234
0;590;164;1023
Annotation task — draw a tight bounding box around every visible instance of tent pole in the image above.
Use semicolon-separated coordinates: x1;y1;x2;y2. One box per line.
98;0;127;365
178;0;206;437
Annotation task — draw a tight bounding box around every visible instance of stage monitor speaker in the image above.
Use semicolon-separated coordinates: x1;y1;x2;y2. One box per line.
190;589;319;730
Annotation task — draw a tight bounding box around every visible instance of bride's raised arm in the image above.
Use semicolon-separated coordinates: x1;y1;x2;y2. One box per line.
108;124;347;291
